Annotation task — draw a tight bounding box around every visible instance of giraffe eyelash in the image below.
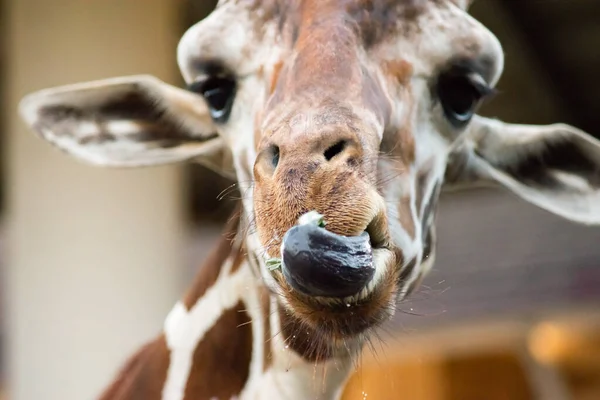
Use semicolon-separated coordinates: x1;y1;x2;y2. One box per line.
465;72;497;99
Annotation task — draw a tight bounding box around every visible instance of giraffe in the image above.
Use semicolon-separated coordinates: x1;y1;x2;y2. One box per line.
17;0;600;399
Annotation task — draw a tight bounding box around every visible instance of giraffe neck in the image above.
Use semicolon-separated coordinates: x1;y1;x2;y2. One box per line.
98;208;355;400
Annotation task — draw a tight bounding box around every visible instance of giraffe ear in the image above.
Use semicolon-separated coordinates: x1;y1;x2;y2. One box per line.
444;116;600;225
19;75;233;176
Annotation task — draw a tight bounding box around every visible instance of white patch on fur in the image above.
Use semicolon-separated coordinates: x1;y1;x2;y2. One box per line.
162;258;254;400
104;120;142;136
77;121;100;137
238;279;265;398
552;170;592;191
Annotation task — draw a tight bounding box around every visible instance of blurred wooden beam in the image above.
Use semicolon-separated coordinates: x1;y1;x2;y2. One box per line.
342;358;446;400
517;345;571;400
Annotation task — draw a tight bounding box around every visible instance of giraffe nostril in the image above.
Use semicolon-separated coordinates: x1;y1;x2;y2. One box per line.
323;140;347;161
271;145;280;167
254;144;280;179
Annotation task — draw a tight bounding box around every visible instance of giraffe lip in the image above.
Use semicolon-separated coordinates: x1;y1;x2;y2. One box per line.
365;220;387;249
280;223;376;298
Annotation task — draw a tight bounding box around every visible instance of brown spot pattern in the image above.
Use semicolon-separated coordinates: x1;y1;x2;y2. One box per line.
269;61;284;95
97;336;170;400
183;208;241;309
346;0;428;46
404;180;441;296
183;301;253;399
399;257;417;285
398;195;416;239
383;59;414;86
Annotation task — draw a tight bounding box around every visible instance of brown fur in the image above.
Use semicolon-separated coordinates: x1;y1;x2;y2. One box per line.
183;301;253;399
255;0;436;48
273;260;400;357
398;195;416;239
254;0;396;255
345;0;429;46
290;12;362;97
98;337;170;400
415;159;436;217
99;211;253;399
361;65;393;129
395;82;417;165
254;161;380;256
379;65;416;165
183;209;241;309
278;307;336;363
382;59;414;86
398;257;418;285
269;61;284;95
259;286;274;371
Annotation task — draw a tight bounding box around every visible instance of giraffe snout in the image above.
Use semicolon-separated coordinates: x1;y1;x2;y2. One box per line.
254;133;364;182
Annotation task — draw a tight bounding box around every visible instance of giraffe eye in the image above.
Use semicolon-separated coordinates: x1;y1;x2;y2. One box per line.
437;68;494;127
188;75;237;123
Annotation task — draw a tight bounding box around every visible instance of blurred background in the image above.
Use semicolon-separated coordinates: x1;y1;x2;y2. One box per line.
1;0;600;399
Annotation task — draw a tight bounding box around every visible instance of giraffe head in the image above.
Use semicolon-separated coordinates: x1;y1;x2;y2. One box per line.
20;0;600;359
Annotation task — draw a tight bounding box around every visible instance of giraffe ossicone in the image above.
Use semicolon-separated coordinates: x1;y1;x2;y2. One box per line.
18;0;600;399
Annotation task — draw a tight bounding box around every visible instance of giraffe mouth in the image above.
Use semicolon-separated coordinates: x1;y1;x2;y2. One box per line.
279;213;388;298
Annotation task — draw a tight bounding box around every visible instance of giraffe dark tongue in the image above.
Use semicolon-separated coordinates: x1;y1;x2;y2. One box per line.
280;223;375;298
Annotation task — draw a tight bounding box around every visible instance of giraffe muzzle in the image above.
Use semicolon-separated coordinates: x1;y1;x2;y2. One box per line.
280;221;375;298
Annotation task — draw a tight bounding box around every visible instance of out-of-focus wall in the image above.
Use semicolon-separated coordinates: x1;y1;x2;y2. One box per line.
2;1;188;399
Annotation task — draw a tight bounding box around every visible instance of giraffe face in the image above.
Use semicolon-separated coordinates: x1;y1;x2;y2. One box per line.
175;0;503;345
20;0;600;359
